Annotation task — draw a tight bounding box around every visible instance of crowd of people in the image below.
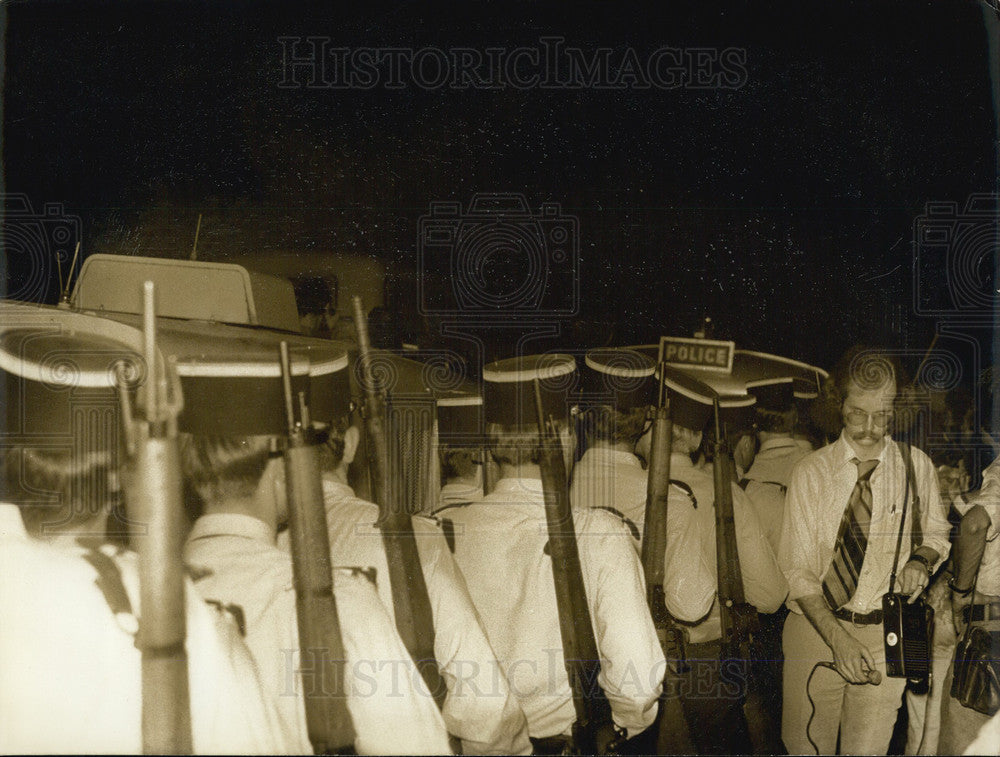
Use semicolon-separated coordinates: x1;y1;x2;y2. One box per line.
1;306;998;756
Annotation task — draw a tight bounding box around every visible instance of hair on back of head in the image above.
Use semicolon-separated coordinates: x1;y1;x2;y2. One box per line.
181;434;271;503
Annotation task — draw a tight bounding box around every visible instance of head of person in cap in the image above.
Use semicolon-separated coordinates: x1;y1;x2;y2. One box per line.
481;353;579;478
576;348;657;454
291;275;336;339
569;349;656;542
436;392;486;508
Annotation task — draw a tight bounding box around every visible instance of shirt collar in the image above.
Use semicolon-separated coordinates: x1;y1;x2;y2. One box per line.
835;429;892;468
758;437;802;455
187;513;274;545
321;475;355;501
491;477;545;497
669;451;698;471
581;447;644;470
0;503;27;540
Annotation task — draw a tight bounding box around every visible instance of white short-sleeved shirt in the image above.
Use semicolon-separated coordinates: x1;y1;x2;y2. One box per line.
185;512;453;756
661;453;788;644
306;477;532;756
778;432;952;614
956;455;1000;597
569;446;647;548
0;516;289;755
741;437;813;555
441;477;665;740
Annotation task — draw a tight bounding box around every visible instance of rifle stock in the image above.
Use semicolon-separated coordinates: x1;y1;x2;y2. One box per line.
351;297;445;709
279;342;355;754
640;388;695;755
711;401;780;754
532;380;621;755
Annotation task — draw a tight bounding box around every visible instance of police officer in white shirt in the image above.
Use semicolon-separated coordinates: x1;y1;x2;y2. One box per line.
181;433;453;755
569;348;658;549
275;408;532;756
439;353;665;752
640;371;788;754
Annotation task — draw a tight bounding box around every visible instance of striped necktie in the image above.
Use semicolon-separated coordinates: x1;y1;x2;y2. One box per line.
822;457;879;610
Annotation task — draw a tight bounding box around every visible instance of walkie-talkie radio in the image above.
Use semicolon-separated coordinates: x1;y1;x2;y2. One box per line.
882;592;934;694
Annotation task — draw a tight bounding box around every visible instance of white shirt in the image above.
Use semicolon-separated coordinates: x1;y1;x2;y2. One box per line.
661;453;788;644
779;432;952;614
442;477;665;740
305;477;532;756
438;481;485;510
0;525;288;755
185;513;452;756
957;455;1000;597
741;437;813;555
0;503;26;539
569;447;647;548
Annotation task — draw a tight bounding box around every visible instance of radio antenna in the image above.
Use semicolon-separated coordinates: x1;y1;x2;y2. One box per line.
190;213;202;261
59;241;81;305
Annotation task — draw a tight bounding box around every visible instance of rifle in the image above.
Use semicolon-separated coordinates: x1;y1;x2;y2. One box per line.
711;400;781;755
351;296;446;708
279;341;356;754
532;379;622;755
639;369;694;755
120;281;192;754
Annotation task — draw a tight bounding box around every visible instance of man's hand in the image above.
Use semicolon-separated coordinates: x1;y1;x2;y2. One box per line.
829;626;879;684
952;589;973;637
898;560;930;603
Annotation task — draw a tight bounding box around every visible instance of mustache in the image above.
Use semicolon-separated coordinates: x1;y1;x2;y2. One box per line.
850;430;882;442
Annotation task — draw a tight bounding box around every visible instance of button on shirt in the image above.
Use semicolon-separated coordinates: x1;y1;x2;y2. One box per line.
442;478;665;740
570;447;647;547
742;437;813;555
0;517;288;755
185;513;453;756
778;432;951;615
661;453;788;644
957;456;1000;597
307;477;532;756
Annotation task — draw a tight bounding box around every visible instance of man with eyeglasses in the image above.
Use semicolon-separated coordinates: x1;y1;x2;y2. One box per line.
778;345;951;754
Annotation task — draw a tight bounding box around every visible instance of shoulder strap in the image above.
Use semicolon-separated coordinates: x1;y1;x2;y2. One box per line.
79;542;139;637
592;505;641;541
740;477;788;495
897;442;923;551
669;479;698;509
432;500;475;516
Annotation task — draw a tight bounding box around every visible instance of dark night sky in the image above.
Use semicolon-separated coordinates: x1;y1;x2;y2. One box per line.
2;0;998;379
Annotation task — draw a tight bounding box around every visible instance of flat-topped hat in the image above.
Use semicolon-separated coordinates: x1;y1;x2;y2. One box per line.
580;348;657;411
746;376;796;413
436;385;484;443
733;349;826;400
656;364;757;431
482;353;577;427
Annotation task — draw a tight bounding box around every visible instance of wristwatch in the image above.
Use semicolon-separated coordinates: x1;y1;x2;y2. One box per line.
947;576;974;596
907;553;933;577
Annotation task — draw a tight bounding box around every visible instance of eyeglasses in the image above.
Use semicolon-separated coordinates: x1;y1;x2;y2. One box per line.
844;407;894;426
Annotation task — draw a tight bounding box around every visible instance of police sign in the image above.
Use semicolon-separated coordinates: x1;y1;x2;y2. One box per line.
659;336;735;373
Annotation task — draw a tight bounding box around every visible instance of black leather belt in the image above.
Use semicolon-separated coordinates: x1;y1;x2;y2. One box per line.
833;607;884;625
963;602;1000;623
